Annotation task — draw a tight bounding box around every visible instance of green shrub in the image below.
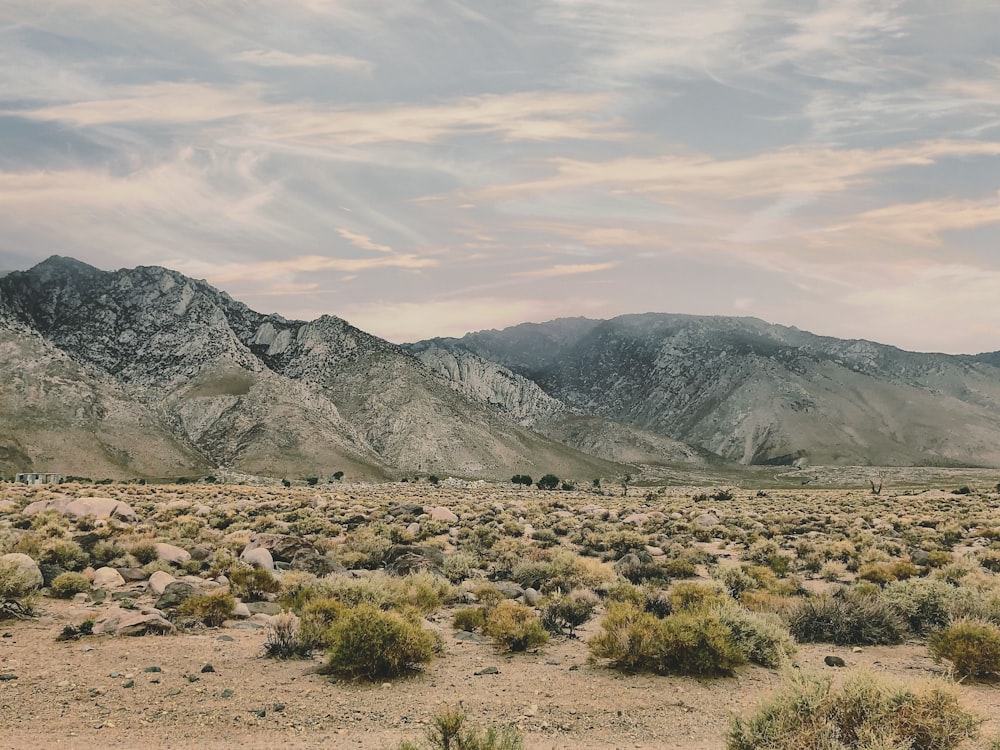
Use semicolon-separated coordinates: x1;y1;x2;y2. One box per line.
541;589;599;636
228;566;281;602
858;559;921;586
452;607;487;632
483;601;548;652
50;572;91;598
787;591;905;646
928;619;1000;677
298;597;346;650
668;581;727;612
400;706;524;750
323;604;434;679
588;602;745;676
177;591;236;627
727;671;978;750
129;542;159;565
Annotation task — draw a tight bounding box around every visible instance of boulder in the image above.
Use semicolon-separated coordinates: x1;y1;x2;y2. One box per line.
384;545;445;576
693;513;720;528
0;553;43;591
148;570;177;596
153;543;191;565
622;513;651;526
290;548;342;577
240;547;275;572
429;506;459;524
492;581;525;600
98;607;176;636
155;581;196;611
92;567;126;589
22;496;137;522
241;534;316;564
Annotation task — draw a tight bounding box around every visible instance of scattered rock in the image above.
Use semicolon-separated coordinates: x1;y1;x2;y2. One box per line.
240;547;275;572
148;570;177;596
153;543;191;565
154;581;196;611
523;587;541;606
693;513;720;528
429;506;458;524
98;608;176;637
474;666;500;676
201;664;215;673
92;567;126;589
492;581;525;600
824;655;846;668
384;545;445;575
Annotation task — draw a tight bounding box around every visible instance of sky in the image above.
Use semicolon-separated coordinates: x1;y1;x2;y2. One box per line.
1;1;1000;353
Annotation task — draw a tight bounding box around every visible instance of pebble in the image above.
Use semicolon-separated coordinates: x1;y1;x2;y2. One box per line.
474;666;500;676
123;680;135;689
201;663;216;673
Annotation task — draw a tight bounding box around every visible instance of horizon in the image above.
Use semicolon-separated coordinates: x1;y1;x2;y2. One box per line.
2;3;999;352
7;253;995;357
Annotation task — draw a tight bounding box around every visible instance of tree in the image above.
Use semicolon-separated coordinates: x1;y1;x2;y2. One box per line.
511;475;533;486
869;470;887;496
622;474;632;497
331;471;345;481
537;474;560;491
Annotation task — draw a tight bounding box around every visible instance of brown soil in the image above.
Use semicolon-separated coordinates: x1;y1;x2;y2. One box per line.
2;600;999;750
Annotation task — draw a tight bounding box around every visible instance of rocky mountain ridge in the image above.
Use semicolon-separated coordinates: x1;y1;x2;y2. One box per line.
0;257;623;481
414;313;1000;468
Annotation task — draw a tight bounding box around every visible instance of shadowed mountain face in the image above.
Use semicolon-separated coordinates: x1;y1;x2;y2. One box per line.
413;313;1000;468
0;257;624;481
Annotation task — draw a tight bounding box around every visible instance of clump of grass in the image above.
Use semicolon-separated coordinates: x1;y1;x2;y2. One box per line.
928;619;1000;678
398;706;523;750
263;613;312;659
0;558;38;618
727;671;978;750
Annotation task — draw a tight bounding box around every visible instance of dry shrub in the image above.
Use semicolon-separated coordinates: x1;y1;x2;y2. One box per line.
323;604;434;679
50;572;90;598
928;619;1000;677
228;565;280;602
483;600;548;652
263;612;312;659
177;591;236;627
787;590;905;646
541;589;599;635
588;602;745;676
399;706;524;750
727;671;978;750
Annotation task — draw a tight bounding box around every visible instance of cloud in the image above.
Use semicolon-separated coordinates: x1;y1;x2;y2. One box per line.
336;229;393;254
231;49;374;73
517;262;618;278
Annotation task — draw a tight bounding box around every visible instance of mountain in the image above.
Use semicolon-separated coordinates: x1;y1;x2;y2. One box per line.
0;257;624;481
412;313;1000;468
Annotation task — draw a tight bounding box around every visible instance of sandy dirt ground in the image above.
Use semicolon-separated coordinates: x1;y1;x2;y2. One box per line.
2;599;999;750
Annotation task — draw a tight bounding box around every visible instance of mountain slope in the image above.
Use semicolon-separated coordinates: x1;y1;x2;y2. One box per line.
417;313;1000;468
0;257;625;481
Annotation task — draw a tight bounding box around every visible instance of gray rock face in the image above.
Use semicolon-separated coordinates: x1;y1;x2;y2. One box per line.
0;257;623;481
421;313;1000;468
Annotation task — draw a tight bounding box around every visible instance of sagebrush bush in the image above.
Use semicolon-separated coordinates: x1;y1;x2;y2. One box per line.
787;591;905;646
263;612;312;659
323;604;434;679
177;591;236;627
928;619;1000;677
715;601;796;668
588;602;745;675
0;558;38;618
882;579;957;634
727;671;978;750
297;597;346;650
483;600;548;652
129;541;159;565
228;565;281;602
50;572;91;598
399;706;524;750
541;589;599;635
452;606;487;632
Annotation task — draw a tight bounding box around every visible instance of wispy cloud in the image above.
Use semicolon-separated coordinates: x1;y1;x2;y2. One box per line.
517;262;619;278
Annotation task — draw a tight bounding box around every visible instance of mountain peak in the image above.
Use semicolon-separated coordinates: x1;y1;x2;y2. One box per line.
28;255;102;280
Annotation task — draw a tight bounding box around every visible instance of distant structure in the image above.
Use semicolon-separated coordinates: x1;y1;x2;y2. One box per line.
15;472;62;485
